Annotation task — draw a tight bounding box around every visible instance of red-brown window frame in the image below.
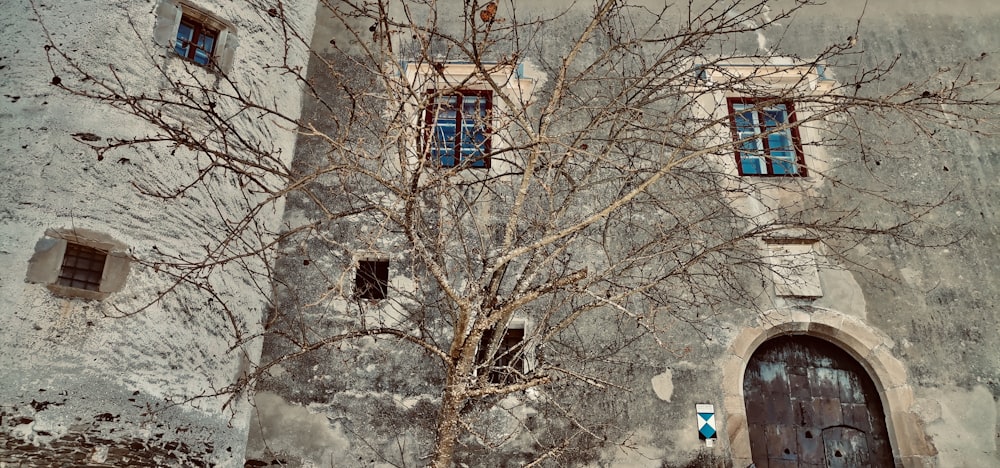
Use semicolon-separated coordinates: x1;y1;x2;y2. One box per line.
727;97;807;177
422;89;493;169
175;14;219;66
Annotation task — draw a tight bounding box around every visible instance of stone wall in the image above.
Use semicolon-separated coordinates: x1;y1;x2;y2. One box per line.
0;1;317;465
246;1;1000;467
4;0;995;466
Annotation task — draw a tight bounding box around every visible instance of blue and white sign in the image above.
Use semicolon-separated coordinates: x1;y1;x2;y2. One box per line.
696;403;717;441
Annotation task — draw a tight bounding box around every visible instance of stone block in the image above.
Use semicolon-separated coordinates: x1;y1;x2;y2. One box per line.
726;412;753;463
722;393;747;419
834;316;891;359
870;346;910;390
882;385;916;415
758;308;811;331
729;326;767;360
807;309;844;338
771;313;812;335
720;354;748;398
890;412;937;460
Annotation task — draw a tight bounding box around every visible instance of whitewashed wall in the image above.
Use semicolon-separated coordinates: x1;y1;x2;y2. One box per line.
0;1;316;465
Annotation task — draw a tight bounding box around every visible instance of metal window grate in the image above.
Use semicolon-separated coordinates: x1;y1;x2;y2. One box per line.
57;243;106;291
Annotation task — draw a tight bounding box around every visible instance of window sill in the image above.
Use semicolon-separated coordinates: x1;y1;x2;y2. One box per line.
46;283;110;301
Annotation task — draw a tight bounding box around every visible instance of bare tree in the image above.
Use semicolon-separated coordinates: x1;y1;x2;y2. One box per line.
41;0;998;465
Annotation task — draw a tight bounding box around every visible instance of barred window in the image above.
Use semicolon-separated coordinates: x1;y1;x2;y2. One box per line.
57;243;107;291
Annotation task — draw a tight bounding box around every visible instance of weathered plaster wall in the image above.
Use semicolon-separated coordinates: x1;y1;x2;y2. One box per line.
249;1;999;467
0;0;316;465
774;2;1000;466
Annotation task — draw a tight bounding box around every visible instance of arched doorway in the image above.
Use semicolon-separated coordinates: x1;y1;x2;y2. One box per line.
743;335;893;467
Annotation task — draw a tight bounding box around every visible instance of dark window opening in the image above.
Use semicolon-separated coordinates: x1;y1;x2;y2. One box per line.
57;243;106;291
728;97;806;176
354;259;389;300
175;15;218;66
424;89;492;168
478;327;525;385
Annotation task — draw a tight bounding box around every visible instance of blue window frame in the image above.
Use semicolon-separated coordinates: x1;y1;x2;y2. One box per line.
728;98;806;176
424;89;492;168
175;16;218;66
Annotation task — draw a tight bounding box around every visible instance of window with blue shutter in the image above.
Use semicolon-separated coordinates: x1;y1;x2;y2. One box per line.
154;1;235;71
424;90;492;168
175;15;219;66
728;98;806;176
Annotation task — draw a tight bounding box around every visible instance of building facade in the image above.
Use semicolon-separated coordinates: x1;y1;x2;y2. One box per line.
1;1;998;468
247;1;1000;467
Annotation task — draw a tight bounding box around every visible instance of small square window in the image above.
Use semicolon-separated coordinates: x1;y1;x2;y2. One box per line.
477;326;526;385
26;229;130;300
174;15;219;66
424;89;492;168
57;242;107;291
728;97;806;176
153;1;237;72
354;259;389;300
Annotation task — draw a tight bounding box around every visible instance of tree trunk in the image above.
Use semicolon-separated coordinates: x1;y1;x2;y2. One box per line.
430;375;466;468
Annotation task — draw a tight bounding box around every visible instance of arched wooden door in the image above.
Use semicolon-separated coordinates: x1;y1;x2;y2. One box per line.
743;335;893;467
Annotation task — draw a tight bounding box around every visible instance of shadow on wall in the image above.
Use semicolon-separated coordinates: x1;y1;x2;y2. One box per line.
245;391;351;466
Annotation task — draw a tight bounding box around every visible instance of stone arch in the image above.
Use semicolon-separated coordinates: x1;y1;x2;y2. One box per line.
720;308;937;467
